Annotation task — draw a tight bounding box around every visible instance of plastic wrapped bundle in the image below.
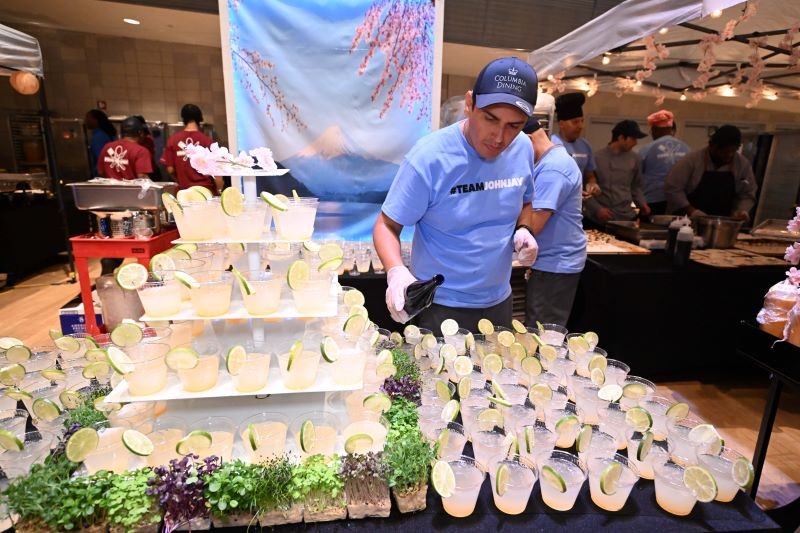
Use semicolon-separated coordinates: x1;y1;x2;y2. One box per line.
756;281;797;339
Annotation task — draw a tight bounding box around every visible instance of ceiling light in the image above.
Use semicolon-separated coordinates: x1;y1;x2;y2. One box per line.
659;28;669;35
635;80;643;87
719;85;735;97
764;91;778;101
123;18;140;25
602;55;611;65
680;93;687;101
710;9;723;18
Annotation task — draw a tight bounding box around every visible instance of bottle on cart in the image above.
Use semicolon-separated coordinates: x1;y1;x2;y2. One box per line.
673;226;694;268
99;215;112;238
666;218;683;257
403;274;445;320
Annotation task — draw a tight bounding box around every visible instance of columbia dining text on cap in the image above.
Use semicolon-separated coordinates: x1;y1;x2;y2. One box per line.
612;119;648;139
473;57;538;117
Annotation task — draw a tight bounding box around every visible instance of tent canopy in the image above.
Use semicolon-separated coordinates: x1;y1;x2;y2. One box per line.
0;23;44;78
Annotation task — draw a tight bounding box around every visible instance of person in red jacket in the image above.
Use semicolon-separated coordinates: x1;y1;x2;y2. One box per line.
160;104;222;194
97;116;153;180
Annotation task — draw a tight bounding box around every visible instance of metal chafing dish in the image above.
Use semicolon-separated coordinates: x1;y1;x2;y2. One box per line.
0;172;52;193
67;181;177;233
605;221;668;244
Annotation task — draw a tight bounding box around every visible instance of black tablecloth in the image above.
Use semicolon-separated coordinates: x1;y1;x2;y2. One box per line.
0;195;66;284
213;479;778;532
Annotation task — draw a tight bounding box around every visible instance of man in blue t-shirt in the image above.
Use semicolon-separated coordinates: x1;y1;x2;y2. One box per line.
638;110;690;215
374;57;540;332
521;118;587;327
550;92;601;201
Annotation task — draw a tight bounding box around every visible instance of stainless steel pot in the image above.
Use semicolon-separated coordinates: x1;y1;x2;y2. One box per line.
694;216;744;248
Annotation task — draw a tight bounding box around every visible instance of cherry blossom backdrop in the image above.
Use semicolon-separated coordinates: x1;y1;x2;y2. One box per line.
221;0;439;239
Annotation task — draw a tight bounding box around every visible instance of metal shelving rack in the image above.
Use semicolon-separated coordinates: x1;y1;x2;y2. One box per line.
8;112;51;177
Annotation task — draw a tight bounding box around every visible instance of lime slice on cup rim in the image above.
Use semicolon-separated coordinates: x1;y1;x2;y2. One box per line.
165;347;200;371
110;322;143;347
300;419;316;453
225;345;247;375
320;337;340;363
114;263;149;291
432;460;456;498
600;461;623;495
122;429;154;456
65;427;99;462
176;430;213;455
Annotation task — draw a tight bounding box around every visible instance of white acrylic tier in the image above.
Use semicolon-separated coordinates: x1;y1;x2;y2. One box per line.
172;230;307;245
139;294;337;321
105;367;362;403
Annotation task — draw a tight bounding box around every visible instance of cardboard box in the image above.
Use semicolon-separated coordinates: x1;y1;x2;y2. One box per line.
59;295;103;335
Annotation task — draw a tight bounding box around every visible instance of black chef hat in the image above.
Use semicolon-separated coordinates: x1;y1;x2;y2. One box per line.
555;92;586;121
709;125;742;148
120;116;145;137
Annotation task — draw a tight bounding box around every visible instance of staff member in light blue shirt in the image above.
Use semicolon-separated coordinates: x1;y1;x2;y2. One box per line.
522;118;587;327
374;57;539;332
638;110;690;215
550;92;601;200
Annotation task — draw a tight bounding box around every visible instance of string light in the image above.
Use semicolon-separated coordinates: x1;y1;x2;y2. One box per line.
680;93;687;101
635;80;643;87
710;9;723;18
659;28;669;35
719;85;735;97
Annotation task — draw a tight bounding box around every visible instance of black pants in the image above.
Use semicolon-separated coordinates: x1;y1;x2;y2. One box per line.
417;295;513;333
648;201;667;215
525;269;581;327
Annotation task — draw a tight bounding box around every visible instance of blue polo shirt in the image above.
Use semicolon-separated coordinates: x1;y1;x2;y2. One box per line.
639;135;690;203
530;145;587;274
382;121;535;308
551;133;596;175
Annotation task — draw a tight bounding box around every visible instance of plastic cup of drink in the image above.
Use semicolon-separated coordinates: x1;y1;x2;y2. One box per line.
515;327;539;355
276;332;322;390
440;455;486;518
598;402;629;450
239;412;289;464
0;409;29;435
228;345;271;393
225;201;268;240
654;461;697;516
291;272;333;315
108;402;155;433
137;272;182;317
290;411;340;458
166;321;193;348
567;374;594;403
603;359;631;385
371;255;384;274
666;415;705;466
428;421;468;459
84;425;129;474
538;324;568;346
515;421;557;465
539;450;587;511
472;428;512;469
176;340;221;393
588;453;640;511
189;416;236;462
343;417;388;453
124;342;170;396
638;396;674;440
354;249;372;274
196;243;229;270
1;346;57;377
0;429;54;476
574;385;606;425
578;427;617;465
627;432;671;480
174;200;221;241
575;346;607;378
146;416;186;468
171;259;205;301
329;336;368;386
696;444;747;502
20;376;65;431
239;270;283;316
188;271;233;317
545;403;584;449
505;404;536;433
620;376;656;408
417;404;447;439
274;197;319;241
444;328;470;356
489;454;537;515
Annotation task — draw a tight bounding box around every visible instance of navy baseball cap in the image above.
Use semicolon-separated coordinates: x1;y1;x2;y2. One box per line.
612;119;647;139
473;57;538;117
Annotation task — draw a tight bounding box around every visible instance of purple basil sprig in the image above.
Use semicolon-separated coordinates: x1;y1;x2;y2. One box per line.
381;375;421;404
146;454;221;532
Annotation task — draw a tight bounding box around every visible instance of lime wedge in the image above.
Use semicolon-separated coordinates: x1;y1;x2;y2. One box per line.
176;430;213;455
683;465;718;502
539;345;558;363
106;346;135;374
453;356;473;377
318;257;343;272
5;345;31;363
488;396;512;407
93;396;121;413
590;368;606;386
600;461;623;495
344;433;374;454
286;260;310;291
583;331;599;348
189;185;213;200
477;318;495;336
436;380;453;402
59;390;83;409
495;463;510;496
320;336;339;363
541;464;567;493
520;356;542;377
220;186;244;216
625;406;653;432
555;415;579;437
174;271;200;289
665;402;689;420
82;361;111;380
246;423;260;450
637;431;654;461
165;347;200;370
732;458;754;488
4;387;31;401
477;408;503;431
115;263;149;291
227;242;246;253
482;354;503;377
231;266;254;296
492;381;507;400
457;377;471;400
85;348;108;363
110;322;143;347
464;332;476;352
0;429;23;452
54;335;81;354
32;398;62;422
343;288;365;307
441;399;460;422
497;331;515;348
440;319;459;337
65;427;99;462
299;420;315;453
225;345;247;375
0;364;25;386
363;393;392;413
529;383;553;405
303;240;321;253
523;425;535;453
149;253;176;273
588;355;607;373
343;314;367;336
568;336;590;356
598;384;623;402
509;342;527;361
260;191;288;211
439;344;457;363
41;367;66;382
422;334;437;349
435;428;450;458
576;424;593;453
432;460;456;498
318;243;344;262
161;192;182;215
687;423;723;454
286;340;303;372
511;319;527;335
376;349;393;366
122;429;154;456
622;382;648;400
349;305;369;319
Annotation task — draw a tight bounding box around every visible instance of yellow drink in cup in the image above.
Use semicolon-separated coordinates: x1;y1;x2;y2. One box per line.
238;271;283;316
226;345;271;393
291;272;333;315
274;197;319;241
188;271;233;317
175;340;221;393
291;411;340;458
276;333;322;390
189;416;236;463
137;273;182;317
439;455;486;518
124;343;170;396
239;412;289;464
